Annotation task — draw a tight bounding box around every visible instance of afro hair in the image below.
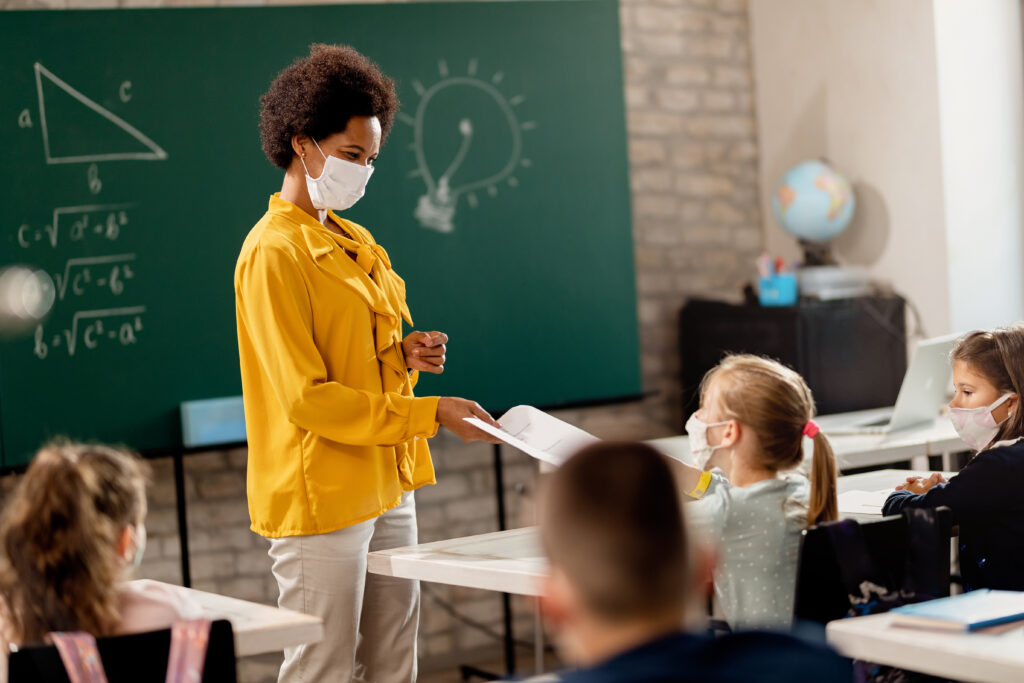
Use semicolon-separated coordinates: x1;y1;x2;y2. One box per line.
259;44;400;169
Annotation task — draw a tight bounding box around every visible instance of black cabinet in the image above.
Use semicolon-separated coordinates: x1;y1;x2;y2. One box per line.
679;297;907;425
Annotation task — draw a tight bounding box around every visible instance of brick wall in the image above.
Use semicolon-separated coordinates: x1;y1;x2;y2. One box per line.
0;0;762;680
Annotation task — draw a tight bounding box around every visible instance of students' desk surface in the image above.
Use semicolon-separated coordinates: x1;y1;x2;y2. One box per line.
835;468;957;520
827;611;1024;683
649;413;963;471
143;580;323;657
366;469;942;597
837;468;957;493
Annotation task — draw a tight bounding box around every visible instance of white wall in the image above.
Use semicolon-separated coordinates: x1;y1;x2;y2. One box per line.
934;0;1024;332
750;0;1024;338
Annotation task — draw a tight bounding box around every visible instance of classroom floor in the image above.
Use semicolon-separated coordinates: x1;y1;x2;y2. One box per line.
421;650;563;683
238;649;562;683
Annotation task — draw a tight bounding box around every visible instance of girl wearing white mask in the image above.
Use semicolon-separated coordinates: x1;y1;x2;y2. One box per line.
884;325;1024;591
0;442;201;683
236;44;500;682
677;354;837;630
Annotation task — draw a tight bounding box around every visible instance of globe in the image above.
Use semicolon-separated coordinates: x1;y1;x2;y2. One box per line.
771;160;856;243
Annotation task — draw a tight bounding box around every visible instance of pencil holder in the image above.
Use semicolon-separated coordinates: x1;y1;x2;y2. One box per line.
758;274;798;307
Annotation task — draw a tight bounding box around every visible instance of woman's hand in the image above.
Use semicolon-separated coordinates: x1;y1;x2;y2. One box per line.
404;331;448;374
437;397;503;444
895;472;947;494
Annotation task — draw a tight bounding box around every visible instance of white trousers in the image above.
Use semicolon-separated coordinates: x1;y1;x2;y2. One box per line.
268;492;420;683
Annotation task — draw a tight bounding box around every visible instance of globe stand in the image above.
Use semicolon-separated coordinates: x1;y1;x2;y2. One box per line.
798;239;837;267
795;240;871;299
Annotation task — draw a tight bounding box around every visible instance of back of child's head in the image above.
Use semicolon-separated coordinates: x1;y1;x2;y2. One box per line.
701;354;837;526
0;440;149;644
953;324;1024;443
539;441;688;622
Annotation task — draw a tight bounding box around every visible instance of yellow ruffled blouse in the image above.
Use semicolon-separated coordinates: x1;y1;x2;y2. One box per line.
235;194;438;538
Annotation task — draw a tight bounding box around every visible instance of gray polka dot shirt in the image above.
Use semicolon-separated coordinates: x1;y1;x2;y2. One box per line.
688;471;810;631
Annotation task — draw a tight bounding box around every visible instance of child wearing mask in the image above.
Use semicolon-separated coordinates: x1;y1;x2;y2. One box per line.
538;441;851;682
0;441;201;677
884;325;1024;591
678;355;838;631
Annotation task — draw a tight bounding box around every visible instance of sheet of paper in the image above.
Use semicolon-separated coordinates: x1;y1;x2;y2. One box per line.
836;488;892;515
465;405;599;466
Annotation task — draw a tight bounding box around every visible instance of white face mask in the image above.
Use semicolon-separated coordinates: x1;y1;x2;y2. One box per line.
301;139;374;212
129;523;147;570
685;413;730;470
949;392;1014;451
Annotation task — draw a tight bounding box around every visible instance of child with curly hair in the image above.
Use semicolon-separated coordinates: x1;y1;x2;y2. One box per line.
0;442;200;678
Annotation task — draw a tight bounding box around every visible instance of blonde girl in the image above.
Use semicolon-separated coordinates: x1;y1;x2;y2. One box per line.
678;354;837;630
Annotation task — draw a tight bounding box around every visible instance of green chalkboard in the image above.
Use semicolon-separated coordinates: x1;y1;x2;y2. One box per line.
0;1;639;466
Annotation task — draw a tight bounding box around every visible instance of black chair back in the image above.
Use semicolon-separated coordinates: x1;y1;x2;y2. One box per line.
8;619;237;683
794;506;953;626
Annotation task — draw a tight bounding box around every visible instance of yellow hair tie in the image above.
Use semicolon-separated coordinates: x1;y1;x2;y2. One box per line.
686;470;712;499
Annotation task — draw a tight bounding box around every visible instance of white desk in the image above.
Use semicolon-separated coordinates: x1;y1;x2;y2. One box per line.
649;414;964;472
837;468;950;492
367;469;948;598
367;527;544;598
827;612;1024;683
836;469;957;520
367;527;547;673
147;581;324;657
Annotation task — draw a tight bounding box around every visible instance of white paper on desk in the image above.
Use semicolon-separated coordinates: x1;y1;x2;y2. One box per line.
837;489;892;515
464;405;600;466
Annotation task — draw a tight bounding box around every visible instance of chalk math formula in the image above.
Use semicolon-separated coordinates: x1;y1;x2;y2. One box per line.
12;61;165;360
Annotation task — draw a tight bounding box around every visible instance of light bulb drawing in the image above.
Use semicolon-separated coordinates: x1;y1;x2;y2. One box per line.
401;59;535;234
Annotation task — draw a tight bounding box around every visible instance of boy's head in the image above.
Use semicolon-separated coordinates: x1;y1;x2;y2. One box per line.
539;441;691;661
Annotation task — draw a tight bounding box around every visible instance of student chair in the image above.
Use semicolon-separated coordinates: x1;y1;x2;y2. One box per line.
793;507;953;627
8;619;237;683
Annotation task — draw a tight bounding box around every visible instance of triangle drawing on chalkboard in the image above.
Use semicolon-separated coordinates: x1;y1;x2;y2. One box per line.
34;62;168;165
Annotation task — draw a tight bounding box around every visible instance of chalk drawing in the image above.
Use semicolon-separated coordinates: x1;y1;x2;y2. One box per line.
402;60;535;234
34;63;167;164
53;253;136;300
33;305;145;358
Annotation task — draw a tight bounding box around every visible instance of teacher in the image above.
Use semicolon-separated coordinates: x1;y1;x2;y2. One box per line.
235;44;500;682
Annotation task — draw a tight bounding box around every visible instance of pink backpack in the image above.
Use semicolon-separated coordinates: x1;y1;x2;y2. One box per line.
49;619;212;683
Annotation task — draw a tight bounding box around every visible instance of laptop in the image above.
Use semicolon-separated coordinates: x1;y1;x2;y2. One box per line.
815;333;960;435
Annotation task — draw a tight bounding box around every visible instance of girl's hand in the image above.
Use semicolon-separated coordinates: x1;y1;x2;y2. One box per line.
895;472;947;494
404;331;448;374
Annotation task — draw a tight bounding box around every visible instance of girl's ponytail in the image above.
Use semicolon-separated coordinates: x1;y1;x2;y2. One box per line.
709;355;838;528
808;431;838;526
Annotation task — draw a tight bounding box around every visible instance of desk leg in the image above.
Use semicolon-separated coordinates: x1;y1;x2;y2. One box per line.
910;454;928;471
458;448;515;682
493;443;516;676
941;450;953;472
534;598;545;674
173;451;192;588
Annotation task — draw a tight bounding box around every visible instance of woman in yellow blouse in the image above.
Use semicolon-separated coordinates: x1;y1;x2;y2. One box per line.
235;44;499;683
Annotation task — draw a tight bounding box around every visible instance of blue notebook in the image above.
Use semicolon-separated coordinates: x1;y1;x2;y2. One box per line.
890;590;1024;631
